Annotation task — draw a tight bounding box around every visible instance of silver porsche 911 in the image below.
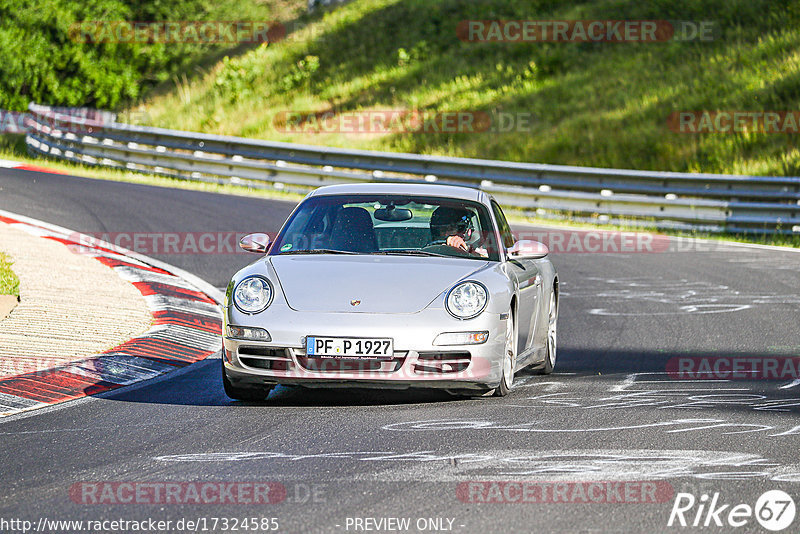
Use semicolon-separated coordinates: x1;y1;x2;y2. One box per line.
222;183;558;400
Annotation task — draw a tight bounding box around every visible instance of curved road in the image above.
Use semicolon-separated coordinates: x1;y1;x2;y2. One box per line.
2;168;800;533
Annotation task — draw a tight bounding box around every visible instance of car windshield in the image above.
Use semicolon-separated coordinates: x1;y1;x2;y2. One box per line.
270;194;500;261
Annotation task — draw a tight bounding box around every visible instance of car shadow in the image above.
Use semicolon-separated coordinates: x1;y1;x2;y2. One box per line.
92;347;800;414
98;357;466;407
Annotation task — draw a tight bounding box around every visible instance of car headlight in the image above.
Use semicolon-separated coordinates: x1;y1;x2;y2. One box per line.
233;276;273;314
433;331;489;345
226;325;271;341
445;281;488;319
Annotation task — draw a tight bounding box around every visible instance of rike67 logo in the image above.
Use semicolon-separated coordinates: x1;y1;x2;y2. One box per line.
668;490;796;531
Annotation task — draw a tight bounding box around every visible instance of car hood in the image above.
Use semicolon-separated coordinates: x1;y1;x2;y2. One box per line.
270;255;490;313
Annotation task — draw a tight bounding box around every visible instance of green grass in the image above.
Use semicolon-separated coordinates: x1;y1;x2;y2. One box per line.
133;0;800;177
0;252;19;298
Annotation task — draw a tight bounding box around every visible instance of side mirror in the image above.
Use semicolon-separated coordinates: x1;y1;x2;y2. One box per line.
239;233;270;253
507;240;549;260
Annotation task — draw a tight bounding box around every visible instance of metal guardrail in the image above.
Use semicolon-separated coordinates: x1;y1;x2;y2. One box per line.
25;102;800;234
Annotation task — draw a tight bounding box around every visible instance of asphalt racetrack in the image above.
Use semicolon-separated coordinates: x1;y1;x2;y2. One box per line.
2;168;800;533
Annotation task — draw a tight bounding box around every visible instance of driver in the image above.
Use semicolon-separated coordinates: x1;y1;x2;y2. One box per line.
429;206;488;257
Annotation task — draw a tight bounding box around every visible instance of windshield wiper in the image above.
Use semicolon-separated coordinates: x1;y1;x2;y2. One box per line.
280;249;358;255
372;249;448;257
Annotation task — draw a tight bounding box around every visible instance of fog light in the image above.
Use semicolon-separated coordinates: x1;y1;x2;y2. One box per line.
226;325;271;341
433;331;489;346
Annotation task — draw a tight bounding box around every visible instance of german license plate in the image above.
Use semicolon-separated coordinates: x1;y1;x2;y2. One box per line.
305;336;393;359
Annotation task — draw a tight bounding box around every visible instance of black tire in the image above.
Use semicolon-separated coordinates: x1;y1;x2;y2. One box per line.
538;288;558;375
494;309;517;397
221;360;273;401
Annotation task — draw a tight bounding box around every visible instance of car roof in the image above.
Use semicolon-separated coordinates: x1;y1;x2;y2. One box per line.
307;182;485;203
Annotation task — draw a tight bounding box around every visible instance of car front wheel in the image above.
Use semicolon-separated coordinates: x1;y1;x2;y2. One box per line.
221;360;274;401
494;310;517;397
540;288;558;374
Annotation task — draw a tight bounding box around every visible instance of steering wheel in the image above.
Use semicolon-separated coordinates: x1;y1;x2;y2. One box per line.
421;242;474;258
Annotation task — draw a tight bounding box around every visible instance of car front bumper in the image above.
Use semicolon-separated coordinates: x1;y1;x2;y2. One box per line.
222;308;506;391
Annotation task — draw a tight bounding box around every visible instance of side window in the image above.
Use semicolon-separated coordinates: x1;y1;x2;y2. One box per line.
491;200;515;248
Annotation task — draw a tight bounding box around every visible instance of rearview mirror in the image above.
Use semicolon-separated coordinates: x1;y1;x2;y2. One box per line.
239;233;270;253
508;240;549;260
374;207;412;222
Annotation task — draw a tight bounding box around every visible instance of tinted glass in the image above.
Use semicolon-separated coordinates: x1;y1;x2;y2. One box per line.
491;200;515;248
271;194;500;261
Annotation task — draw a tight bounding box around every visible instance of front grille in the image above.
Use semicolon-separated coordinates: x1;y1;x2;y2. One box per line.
414;352;471;373
238;346;293;371
296;354;405;373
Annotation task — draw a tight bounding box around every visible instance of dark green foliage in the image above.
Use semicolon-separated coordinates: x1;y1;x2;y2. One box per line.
0;0;293;110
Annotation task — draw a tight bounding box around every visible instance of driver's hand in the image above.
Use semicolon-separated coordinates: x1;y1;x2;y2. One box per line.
446;235;469;251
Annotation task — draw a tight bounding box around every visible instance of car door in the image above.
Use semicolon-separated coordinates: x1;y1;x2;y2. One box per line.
491;200;542;359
